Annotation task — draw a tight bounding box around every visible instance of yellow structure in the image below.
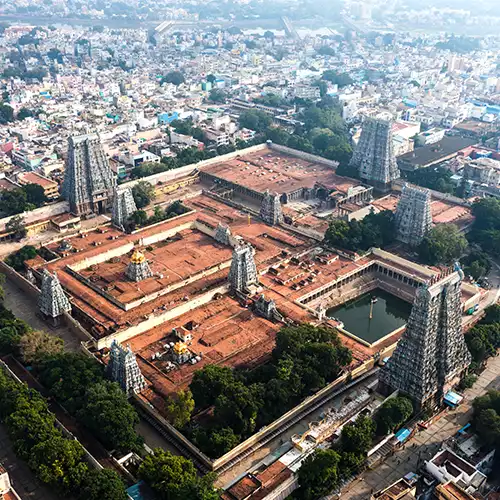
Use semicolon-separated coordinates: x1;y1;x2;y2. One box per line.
130;249;146;264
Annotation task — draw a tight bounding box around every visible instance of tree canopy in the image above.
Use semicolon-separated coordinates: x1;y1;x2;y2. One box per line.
188;325;352;458
374;396;413;435
324;210;395;252
469;198;500;257
472;390;500;452
138;448;219;500
161;71;185;86
131;180;156;209
5;245;37;271
418;224;468;265
239;110;272;132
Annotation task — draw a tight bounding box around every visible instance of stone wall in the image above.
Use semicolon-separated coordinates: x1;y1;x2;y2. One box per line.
269;143;339;169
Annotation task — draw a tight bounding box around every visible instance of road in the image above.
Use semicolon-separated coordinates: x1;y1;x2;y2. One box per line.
341;348;500;499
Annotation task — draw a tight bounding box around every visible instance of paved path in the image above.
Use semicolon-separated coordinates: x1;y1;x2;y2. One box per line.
341;354;500;499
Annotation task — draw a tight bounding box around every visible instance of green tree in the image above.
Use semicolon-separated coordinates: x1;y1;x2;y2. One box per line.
321;70;353;88
374;397;413;435
206;74;216;84
77;469;127;500
23;183;47;207
6;215;27;241
208;88;227;103
166;389;195;429
297;449;341;500
138;448;219;500
472;390;500;451
76;381;141;452
418;224;468;265
17;107;36;120
161;71;185;86
131;181;156;209
238;110;272;132
5;245;37;271
5;406;58;459
190;365;234;409
340;416;376;455
28;435;87;493
19;330;64;365
0;103;14;123
1;188;28;215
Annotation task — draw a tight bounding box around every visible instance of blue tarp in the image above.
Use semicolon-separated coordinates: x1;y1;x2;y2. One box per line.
127;482;145;500
395;428;411;443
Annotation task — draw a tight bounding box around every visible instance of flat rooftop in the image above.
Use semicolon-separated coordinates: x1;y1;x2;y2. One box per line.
201;147;363;196
398;137;476;169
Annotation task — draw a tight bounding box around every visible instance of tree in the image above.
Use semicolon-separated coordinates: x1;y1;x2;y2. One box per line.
161;71;185;86
37;352;104;410
5;406;58;459
23;183;47;207
28;435;87;493
208;88;227;104
340;416;376;455
206;74;216;84
131;181;156;209
472;390;500;451
138;448;219;500
190;365;234;409
5;245;37;271
6;215;27;241
374;397;413;435
238;110;272;133
17;107;36;120
1;188;28;215
166;390;195;429
0;102;17;123
297;449;341;500
460;251;491;281
321;70;353;88
19;330;64;365
418;224;468;265
76;381;141;452
78;469;127;500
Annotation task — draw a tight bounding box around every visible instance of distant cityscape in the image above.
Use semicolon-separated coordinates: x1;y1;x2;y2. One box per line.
0;4;498;500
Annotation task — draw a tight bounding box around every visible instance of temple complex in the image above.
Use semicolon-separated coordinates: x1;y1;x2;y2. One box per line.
394;184;433;246
62;133;116;216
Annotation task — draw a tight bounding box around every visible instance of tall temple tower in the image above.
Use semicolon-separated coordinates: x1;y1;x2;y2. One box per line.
38;270;71;322
229;244;258;293
107;340;147;397
260;190;284;226
394;184;432;246
349;117;400;192
125;249;153;282
112;186;137;229
62;133;116;216
379;266;471;409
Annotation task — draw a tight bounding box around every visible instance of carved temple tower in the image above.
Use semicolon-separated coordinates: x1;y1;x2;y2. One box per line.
107;341;147;396
112;186;137;229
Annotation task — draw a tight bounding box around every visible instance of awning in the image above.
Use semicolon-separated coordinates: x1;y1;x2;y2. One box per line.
444;391;463;407
394;428;411;443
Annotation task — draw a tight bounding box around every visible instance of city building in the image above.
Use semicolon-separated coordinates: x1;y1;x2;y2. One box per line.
371;478;417;499
0;464;22;500
350;117;400;192
62;134;116;216
107;340;147;396
379;266;471;409
17;171;59;200
394;184;432;246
